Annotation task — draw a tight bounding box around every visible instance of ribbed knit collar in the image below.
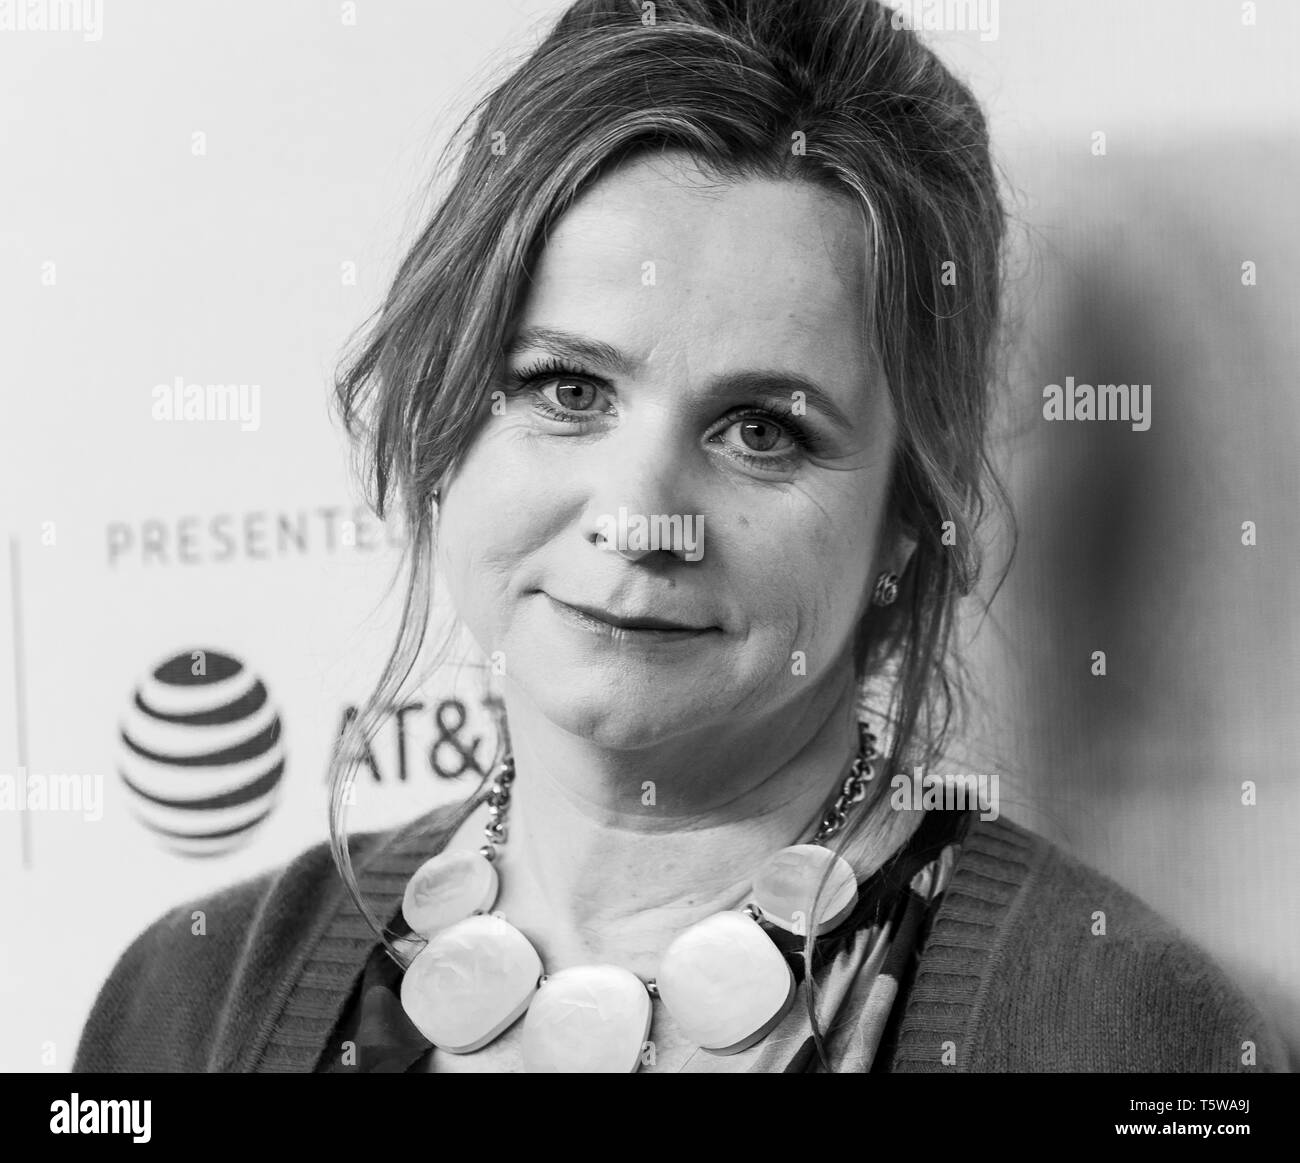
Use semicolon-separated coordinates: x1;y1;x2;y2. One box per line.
245;795;482;1073
241;801;1038;1073
889;815;1040;1070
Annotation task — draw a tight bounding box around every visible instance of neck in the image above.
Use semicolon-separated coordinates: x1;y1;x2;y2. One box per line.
444;666;921;976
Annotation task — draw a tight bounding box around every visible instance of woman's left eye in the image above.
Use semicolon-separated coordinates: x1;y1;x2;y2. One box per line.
716;414;800;459
708;405;817;469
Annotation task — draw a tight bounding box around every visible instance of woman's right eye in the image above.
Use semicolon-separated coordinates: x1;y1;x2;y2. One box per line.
537;379;604;414
505;358;613;424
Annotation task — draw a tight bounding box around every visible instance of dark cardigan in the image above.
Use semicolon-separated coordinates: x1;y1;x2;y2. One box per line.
71;806;1289;1072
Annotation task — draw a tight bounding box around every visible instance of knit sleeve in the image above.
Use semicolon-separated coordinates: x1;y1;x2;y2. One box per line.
71;869;278;1073
962;834;1291;1072
70;809;452;1073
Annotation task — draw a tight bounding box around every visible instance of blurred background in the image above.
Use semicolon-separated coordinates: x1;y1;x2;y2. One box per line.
1;0;1296;1071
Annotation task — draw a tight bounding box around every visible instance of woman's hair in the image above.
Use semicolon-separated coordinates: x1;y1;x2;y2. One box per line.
329;0;1013;1067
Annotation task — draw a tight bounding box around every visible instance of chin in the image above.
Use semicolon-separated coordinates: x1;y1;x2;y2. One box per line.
513;668;716;751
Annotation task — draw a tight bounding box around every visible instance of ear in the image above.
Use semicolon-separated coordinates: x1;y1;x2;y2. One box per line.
891;530;919;576
873;524;917;581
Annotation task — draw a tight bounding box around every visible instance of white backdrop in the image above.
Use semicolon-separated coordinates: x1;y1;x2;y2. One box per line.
2;0;1297;1072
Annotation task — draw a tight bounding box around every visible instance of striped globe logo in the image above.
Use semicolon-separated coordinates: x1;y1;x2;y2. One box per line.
118;649;286;858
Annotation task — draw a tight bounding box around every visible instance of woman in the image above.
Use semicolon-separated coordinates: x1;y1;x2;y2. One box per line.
73;0;1286;1073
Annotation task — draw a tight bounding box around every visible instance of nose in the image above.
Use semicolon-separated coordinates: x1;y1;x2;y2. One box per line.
579;418;696;562
592;526;650;562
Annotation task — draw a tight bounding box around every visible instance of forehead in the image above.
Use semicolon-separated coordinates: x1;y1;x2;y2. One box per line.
520;153;873;379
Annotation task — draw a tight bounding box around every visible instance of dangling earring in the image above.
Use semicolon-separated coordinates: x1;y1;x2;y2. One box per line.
872;570;899;607
432;487;442;506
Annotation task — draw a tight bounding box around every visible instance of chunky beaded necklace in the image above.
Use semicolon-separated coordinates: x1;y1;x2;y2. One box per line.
396;722;902;1072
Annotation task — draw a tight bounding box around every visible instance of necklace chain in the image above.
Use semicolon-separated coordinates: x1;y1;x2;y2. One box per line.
476;720;879;862
814;720;880;841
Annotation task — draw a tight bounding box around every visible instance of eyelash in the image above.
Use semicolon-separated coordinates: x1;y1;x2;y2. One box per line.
504;356;819;468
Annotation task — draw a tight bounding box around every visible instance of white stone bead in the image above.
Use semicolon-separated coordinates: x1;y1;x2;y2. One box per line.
657;911;795;1053
400;914;541;1052
402;849;499;938
751;843;858;935
521;965;652;1073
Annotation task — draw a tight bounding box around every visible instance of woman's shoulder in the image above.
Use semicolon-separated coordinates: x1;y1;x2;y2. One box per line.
72;799;470;1073
893;815;1290;1072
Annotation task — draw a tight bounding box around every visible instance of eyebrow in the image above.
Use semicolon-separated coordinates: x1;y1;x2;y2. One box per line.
505;326;858;434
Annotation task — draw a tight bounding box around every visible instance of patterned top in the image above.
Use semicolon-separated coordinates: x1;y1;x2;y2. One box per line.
318;806;973;1073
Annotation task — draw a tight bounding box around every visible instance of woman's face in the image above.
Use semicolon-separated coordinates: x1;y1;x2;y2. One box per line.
436;151;897;750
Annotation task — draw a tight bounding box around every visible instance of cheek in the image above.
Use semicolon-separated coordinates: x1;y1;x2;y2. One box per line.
735;498;874;653
434;440;538;623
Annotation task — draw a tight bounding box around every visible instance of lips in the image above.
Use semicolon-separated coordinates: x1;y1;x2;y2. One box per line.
548;595;709;632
